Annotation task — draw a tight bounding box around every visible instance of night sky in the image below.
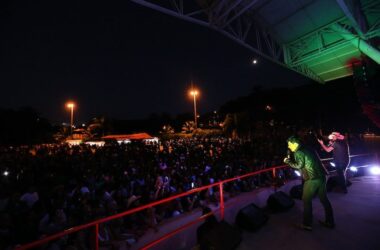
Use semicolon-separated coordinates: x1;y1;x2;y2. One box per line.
0;1;312;124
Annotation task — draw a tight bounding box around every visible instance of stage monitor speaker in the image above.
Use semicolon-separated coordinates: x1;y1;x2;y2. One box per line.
235;203;268;231
199;220;241;250
267;191;294;211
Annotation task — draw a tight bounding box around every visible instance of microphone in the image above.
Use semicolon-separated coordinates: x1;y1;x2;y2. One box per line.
287;149;291;159
309;130;322;141
284;149;291;164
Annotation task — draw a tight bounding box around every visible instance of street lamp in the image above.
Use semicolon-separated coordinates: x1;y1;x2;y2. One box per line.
66;102;75;135
189;89;199;129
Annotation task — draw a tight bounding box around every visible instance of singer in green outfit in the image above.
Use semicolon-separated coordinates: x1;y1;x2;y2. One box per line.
284;136;335;231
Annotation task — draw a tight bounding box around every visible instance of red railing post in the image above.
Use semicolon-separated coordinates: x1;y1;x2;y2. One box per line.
272;168;277;192
219;182;224;220
94;223;99;250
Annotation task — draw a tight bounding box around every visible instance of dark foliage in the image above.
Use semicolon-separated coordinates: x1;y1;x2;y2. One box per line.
0;107;53;145
219;79;379;134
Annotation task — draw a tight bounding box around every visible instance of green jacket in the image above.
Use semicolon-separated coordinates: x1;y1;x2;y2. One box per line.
286;146;327;181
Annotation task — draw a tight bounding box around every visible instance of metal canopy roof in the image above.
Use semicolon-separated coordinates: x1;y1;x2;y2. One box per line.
131;0;380;83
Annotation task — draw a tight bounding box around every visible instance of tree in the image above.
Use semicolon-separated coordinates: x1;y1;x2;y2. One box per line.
181;121;195;134
222;112;251;138
160;124;175;135
87;116;112;138
0;107;53;145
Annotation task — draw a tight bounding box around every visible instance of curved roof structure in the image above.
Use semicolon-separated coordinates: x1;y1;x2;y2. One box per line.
131;0;380;83
102;133;154;140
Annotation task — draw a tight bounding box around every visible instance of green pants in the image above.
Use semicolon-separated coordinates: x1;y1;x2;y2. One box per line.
302;178;334;226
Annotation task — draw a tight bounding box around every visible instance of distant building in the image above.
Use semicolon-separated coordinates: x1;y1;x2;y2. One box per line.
102;133;159;144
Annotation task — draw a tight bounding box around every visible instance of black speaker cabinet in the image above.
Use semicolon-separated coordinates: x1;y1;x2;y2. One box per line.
235;203;268;231
199;220;241;250
267;191;295;211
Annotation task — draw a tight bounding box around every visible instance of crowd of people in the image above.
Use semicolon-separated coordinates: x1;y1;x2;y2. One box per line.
0;127;294;249
0;125;366;249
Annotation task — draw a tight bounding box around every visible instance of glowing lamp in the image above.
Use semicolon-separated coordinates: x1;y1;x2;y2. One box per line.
349;166;358;172
66;103;75;109
189;90;199;96
369;166;380;175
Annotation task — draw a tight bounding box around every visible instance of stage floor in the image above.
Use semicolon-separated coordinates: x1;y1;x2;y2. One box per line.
237;175;380;250
133;175;380;250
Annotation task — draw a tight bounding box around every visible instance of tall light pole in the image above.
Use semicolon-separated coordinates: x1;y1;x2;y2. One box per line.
189;89;199;129
66;102;75;135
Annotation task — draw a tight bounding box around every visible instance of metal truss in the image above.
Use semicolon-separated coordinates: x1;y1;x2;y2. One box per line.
283;18;354;66
131;0;379;83
284;0;380;68
336;0;368;38
130;0;324;83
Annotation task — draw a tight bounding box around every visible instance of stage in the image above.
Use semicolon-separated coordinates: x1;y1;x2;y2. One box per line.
133;175;380;250
237;176;380;250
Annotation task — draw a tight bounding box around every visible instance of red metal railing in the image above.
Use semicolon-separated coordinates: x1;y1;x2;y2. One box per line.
17;164;288;250
17;153;371;249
